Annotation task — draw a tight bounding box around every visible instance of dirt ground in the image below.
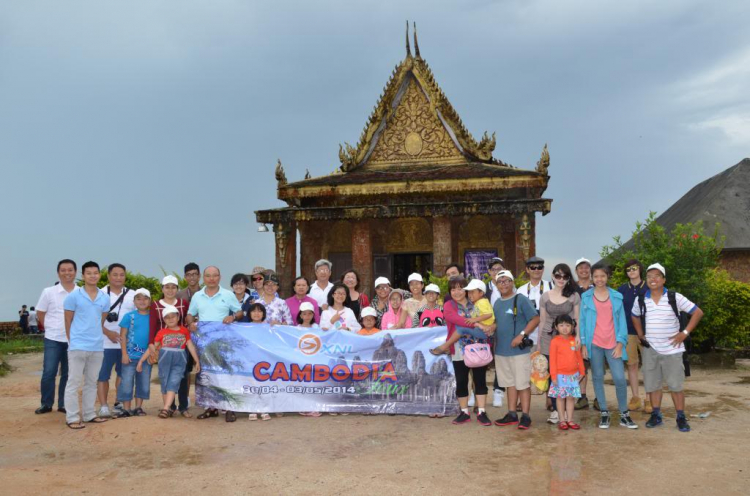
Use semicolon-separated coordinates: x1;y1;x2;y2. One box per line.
1;353;748;496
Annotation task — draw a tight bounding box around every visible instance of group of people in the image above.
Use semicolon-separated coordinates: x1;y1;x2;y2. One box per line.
32;254;703;433
18;304;39;334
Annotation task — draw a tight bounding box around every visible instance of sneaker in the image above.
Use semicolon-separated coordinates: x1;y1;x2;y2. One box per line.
643;399;653;414
492;389;504;408
676;415;691;432
619;412;638;429
645;412;663;428
494;412;519;427
113;402;124;414
477;411;492;426
574;397;589;410
628;396;642;412
599;411;611;429
452;411;471;425
547;410;559;424
98;406;111;418
468;394;476;407
593;398;601;411
518;414;532;430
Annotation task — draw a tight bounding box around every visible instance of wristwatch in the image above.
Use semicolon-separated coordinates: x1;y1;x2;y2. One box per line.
681;330;689;336
520;331;526;337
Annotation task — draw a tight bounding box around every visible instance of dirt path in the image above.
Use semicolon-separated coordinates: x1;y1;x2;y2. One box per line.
1;353;748;495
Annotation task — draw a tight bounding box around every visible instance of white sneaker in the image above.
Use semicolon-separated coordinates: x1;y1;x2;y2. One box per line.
468;394;476;407
492;389;504;408
98;406;111;418
547;410;559;424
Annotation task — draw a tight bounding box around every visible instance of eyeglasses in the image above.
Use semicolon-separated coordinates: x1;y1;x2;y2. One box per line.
528;265;544;271
498;279;514;285
626;266;640;273
553;274;570;281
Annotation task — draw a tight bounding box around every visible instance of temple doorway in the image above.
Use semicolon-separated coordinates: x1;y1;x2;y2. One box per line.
392;253;432;290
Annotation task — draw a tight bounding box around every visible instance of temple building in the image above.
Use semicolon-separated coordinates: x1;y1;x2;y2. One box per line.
256;25;552;294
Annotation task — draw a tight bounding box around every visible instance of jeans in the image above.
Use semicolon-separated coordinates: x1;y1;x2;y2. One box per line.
41;338;68;409
117;361;152;402
64;350;103;423
172;351;193;411
590;343;628;413
158;348;187;394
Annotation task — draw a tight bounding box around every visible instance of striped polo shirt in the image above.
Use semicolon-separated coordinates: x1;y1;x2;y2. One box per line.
631;287;697;355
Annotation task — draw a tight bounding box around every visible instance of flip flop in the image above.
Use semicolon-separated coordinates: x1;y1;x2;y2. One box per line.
180;410;192;418
197;409;219;420
133;408;147;416
66;422;85;430
429;348;449;356
86;417;109;424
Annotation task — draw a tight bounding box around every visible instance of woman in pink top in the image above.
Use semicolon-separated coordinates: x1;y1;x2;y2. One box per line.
579;263;636;430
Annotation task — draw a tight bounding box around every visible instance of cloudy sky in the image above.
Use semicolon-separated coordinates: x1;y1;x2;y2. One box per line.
2;1;748;319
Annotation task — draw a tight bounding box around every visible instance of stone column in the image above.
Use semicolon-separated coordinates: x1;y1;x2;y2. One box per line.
432;216;452;275
352;220;373;293
274;220;297;298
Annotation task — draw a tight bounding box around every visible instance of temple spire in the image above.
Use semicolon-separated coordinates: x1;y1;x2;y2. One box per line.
405;20;411;58
413;22;420;58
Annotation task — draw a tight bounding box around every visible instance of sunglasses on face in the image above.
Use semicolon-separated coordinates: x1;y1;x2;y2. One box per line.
553;274;570;281
252;277;263;282
528;265;544;271
626;266;640;273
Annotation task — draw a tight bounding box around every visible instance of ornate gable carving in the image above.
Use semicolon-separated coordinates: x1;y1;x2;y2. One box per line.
367;78;465;165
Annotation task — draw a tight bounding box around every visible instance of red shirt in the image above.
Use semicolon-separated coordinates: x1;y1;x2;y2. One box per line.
549;335;585;377
149;299;189;344
154;326;191;350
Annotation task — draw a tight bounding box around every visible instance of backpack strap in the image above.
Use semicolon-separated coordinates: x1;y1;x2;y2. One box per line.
667;291;680;320
637;293;647;333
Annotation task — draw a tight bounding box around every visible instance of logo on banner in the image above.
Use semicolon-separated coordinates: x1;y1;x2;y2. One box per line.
298;334;322;355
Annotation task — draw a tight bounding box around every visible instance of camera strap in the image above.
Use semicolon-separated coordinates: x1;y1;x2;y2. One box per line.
107;287;129;313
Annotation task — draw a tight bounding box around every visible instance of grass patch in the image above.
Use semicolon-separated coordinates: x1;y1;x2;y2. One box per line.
0;336;44;355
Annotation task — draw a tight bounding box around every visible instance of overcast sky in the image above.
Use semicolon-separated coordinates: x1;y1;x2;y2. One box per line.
2;1;749;319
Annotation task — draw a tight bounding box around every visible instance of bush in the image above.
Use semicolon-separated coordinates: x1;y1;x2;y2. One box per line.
600;212;750;349
78;267;187;301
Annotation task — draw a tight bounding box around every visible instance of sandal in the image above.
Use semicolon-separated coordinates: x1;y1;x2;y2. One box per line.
299;412;322;417
275;413;284;418
86;417;109;424
260;413;271;421
133;407;147;416
248;413;258;421
66;421;85;430
429;347;449;356
114;410;132;419
197;408;219;420
567;422;580;430
558;421;569;431
180;410;192;418
225;411;237;423
158;409;171;419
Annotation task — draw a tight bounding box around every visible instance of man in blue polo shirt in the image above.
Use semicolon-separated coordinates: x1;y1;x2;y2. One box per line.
63;261;110;429
617;259;650;413
631;263;703;432
186;265;243;420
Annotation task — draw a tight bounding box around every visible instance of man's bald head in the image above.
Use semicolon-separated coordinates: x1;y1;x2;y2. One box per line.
203;266;221;289
204;266;220;276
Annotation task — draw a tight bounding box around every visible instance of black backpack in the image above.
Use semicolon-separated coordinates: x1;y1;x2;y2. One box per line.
637;291;692;377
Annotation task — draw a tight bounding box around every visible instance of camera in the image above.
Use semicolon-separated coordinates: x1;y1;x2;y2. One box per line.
106;312;119;323
518;337;534;350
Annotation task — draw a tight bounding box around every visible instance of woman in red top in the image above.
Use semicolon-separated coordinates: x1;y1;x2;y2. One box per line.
548;315;585;430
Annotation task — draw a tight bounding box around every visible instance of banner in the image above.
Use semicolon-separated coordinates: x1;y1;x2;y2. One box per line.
191;322;460;416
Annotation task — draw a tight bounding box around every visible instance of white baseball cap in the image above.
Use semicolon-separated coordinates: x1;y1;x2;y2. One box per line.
161;305;179;317
374;277;391;288
424;283;441;294
161;275;179;286
575;257;592;268
407;273;423;283
361;307;378;318
495;270;514;282
465;279;486;293
299;302;315;313
134;288;151;298
646;263;666;277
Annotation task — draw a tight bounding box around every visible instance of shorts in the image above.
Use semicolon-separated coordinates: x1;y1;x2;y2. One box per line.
495;354;531;391
158;348;188;394
98;348;122;382
625;335;642;365
117;361;152;402
642;346;684;393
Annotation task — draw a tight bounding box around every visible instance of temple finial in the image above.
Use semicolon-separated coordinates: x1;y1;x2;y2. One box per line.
405;20;411;57
413;22;420;58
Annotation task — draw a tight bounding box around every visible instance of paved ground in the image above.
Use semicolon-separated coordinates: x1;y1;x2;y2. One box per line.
1;353;748;495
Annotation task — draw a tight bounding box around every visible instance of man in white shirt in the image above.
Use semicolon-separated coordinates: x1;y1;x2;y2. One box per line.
309;259;334;311
34;259;77;414
515;256;550;345
28;307;39;334
96;263;135;417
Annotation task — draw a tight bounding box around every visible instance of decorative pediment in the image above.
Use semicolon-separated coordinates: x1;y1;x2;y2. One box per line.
339;23;498;171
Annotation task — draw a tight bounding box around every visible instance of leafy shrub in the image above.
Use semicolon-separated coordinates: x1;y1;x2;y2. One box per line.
78;266;187;301
700;270;750;348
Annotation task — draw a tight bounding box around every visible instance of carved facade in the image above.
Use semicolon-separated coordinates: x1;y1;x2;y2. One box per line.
257;26;552;295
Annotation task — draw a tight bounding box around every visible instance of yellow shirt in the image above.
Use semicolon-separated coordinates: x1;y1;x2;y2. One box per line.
472;298;495;325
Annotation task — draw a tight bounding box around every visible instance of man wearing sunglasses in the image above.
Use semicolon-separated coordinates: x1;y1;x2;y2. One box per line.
248;266;266;301
516;256;551;346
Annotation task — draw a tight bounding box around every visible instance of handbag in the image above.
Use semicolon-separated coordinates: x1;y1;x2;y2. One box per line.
530;351;550;394
463;342;493;368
